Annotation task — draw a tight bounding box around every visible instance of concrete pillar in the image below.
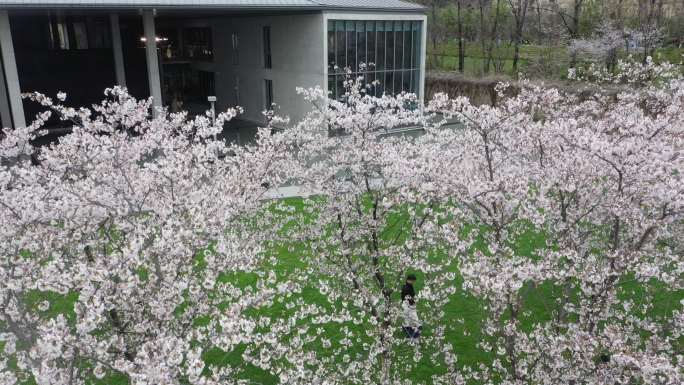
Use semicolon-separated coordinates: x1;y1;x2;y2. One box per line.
110;13;126;87
142;10;162;111
419;16;427;104
0;10;25;128
0;53;12;128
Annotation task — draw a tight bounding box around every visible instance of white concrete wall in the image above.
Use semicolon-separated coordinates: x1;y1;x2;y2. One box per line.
173;11;426;125
183;13;325;124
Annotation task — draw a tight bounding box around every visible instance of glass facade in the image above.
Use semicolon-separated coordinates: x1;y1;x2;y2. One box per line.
327;20;422;99
264;79;274;109
263;26;272;69
43;15;112;50
231;32;239;65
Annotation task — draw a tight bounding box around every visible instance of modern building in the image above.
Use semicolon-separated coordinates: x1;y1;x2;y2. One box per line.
0;0;426;130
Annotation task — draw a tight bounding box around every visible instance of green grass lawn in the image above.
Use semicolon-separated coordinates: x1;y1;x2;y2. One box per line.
427;42;567;77
428;41;684;79
199;198;683;383
13;197;684;384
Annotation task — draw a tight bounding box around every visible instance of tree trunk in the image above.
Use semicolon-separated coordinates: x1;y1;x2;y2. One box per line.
432;3;439;68
457;0;465;73
512;43;521;73
479;0;489;74
637;0;661;62
616;0;625;28
572;0;582;37
484;0;503;74
380;336;391;384
553;0;583;68
510;0;530;74
536;0;543;45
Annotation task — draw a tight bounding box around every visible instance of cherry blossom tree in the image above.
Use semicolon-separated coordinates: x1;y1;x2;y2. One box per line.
568;54;681;86
0;88;293;385
1;61;682;385
420;60;683;384
570;19;666;74
227;75;472;384
570;21;628;71
229;61;682;384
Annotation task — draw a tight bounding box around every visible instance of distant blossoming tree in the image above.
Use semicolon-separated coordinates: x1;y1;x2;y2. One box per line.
569;20;668;73
568;54;681;86
0;88;293;385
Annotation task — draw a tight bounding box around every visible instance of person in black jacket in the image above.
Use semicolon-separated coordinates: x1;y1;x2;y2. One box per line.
401;274;421;340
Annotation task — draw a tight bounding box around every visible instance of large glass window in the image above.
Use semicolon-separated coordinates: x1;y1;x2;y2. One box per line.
263;26;272;69
182;28;213;61
44;15;112;50
231;32;239;65
327;19;422;100
264;79;274;110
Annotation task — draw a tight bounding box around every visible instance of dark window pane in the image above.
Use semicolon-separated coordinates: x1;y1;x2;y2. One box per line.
403;21;411;69
57;22;69;49
384;71;394;95
409;21;415;69
328;74;336;99
414;22;422;70
412;69;420;96
366;23;376;70
376;22;385;71
375;73;385;97
402;70;411;93
232;32;240;65
357;21;366;70
385;21;394;70
365;71;375;95
412;21;419;69
73;22;88;49
328;22;336;71
335;22;345;73
394;70;402;93
184;28;213;60
337;75;345;98
264;79;273;109
345;21;355;70
263;26;272;68
392;27;399;70
408;67;413;93
91;20;111;48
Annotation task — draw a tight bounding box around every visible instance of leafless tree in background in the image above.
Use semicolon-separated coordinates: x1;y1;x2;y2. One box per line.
508;0;532;73
638;0;665;59
455;0;466;72
479;0;504;74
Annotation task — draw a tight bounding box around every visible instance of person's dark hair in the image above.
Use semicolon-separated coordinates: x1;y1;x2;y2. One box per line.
402;275;417;305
